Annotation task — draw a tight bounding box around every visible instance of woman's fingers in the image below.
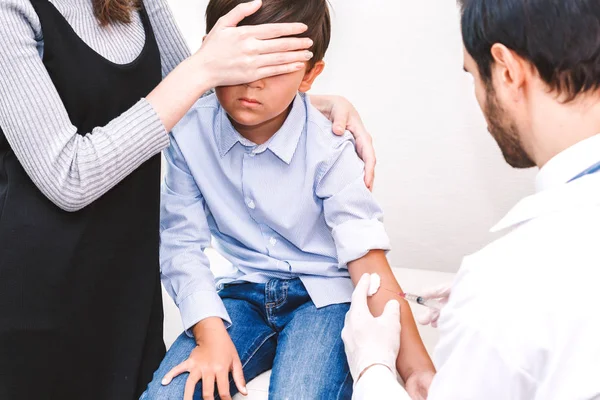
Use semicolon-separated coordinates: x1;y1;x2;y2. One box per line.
243;22;308;40
257;37;313;55
357;135;376;190
216;0;263;28
161;361;189;386
254;63;306;80
256;50;313;68
327;101;376;191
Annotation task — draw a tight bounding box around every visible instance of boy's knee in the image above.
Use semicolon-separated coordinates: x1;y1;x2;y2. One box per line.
144;374;189;400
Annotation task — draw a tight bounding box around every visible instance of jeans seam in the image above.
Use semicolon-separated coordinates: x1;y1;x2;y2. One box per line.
229;331;277;386
336;370;352;399
266;280;288;308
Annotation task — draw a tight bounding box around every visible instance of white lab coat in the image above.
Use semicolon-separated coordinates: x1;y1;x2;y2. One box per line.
353;134;600;400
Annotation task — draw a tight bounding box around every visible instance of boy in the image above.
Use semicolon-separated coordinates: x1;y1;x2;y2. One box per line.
145;0;434;398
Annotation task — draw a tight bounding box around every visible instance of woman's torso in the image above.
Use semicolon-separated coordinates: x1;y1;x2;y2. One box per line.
0;1;174;398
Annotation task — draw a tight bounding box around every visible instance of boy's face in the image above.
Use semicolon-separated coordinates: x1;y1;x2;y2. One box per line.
216;61;325;130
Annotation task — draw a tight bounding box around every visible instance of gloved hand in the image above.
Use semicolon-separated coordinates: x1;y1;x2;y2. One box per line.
416;284;451;328
342;273;401;382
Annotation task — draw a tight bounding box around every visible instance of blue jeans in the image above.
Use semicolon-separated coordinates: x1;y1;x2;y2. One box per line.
142;278;352;399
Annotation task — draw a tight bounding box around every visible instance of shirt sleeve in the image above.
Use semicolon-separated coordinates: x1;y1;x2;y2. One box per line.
0;0;169;212
315;134;391;266
160;135;232;334
145;0;191;78
353;365;411;400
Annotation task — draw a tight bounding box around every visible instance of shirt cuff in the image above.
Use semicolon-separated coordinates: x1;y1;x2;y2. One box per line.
178;290;232;337
354;365;410;400
332;219;391;267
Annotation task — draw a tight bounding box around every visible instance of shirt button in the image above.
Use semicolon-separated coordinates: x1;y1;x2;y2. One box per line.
249;152;256;157
269;237;277;246
246;198;256;209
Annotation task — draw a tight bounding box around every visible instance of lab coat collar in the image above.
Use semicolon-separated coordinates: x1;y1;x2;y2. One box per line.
491;170;600;233
535;133;600;192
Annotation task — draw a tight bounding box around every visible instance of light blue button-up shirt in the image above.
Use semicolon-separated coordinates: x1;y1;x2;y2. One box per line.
161;93;390;332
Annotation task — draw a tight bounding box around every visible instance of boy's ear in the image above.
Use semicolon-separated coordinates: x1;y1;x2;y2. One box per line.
299;61;325;93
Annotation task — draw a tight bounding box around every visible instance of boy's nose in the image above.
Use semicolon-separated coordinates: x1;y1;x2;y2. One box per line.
245;79;265;89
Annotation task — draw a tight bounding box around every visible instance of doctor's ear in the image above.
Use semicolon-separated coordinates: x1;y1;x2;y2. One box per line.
202;35;207;43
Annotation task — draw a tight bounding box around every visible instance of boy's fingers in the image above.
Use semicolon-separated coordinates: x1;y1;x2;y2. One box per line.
232;357;248;396
161;362;188;385
184;372;202;400
200;372;215;400
217;0;262;28
216;372;233;400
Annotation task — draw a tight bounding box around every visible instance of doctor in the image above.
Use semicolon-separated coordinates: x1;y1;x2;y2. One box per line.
343;0;600;398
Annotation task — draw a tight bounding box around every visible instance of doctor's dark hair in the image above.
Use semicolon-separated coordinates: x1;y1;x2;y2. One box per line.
206;0;331;69
458;0;600;101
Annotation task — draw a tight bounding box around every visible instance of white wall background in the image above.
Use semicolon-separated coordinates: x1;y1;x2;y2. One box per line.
165;0;537;274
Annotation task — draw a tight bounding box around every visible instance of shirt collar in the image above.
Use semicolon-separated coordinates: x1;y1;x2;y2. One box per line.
491;138;600;233
216;93;307;164
535;133;600;192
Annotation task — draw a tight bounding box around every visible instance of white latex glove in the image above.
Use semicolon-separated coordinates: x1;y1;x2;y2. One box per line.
196;0;314;88
416;284;451;328
342;273;401;382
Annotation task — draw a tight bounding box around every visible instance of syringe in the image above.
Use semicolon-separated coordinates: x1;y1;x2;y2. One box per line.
382;288;442;310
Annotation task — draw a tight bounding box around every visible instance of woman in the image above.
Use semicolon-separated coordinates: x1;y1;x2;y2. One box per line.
0;0;375;399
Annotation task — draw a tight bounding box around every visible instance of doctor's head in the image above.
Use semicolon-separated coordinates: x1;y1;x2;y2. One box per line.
459;0;600;169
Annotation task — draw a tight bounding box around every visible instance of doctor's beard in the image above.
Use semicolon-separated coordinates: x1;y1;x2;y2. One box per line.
484;86;536;169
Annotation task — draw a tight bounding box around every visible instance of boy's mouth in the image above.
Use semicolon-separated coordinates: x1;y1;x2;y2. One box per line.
239;97;262;108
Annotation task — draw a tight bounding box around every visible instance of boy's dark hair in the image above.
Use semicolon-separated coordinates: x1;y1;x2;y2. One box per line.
458;0;600;101
206;0;331;69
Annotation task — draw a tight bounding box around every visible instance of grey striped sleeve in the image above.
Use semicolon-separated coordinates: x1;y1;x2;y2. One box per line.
0;0;172;212
146;0;192;78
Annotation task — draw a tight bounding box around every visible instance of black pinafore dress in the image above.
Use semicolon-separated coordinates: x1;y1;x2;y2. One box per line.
0;2;165;399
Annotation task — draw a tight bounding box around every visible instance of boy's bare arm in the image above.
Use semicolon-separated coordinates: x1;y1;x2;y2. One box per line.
348;250;435;381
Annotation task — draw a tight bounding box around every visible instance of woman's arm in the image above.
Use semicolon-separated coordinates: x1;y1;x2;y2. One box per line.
0;0;311;212
145;0;192;78
0;0;169;212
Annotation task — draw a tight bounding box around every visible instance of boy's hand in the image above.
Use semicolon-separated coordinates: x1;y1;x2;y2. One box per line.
161;317;247;400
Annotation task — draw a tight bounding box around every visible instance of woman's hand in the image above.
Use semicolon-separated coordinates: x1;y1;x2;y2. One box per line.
194;0;314;88
311;95;376;190
160;317;246;400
